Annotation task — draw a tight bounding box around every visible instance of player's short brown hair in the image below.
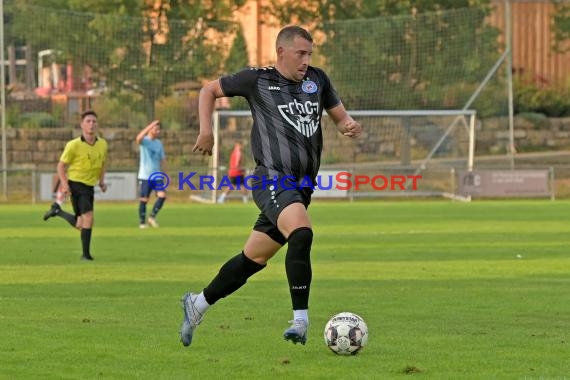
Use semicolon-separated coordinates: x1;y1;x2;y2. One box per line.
81;110;98;120
276;26;313;48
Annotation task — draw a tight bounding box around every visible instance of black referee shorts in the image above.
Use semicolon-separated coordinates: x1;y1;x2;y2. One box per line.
251;177;312;245
68;180;95;216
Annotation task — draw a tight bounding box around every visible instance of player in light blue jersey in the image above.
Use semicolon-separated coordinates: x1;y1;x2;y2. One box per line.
136;120;167;228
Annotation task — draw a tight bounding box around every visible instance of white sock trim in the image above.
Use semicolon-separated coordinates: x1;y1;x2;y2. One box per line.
293;309;308;323
195;292;210;314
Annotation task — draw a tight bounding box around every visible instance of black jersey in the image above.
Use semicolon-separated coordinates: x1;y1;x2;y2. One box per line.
220;66;341;186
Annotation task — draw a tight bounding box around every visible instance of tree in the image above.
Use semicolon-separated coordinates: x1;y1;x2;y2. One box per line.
552;1;570;53
224;24;249;74
262;0;500;110
7;0;245;120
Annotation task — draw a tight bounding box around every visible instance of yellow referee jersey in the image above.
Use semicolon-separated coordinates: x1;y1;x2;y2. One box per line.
60;136;108;186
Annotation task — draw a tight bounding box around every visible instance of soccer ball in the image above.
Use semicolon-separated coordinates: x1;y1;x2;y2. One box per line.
324;312;368;355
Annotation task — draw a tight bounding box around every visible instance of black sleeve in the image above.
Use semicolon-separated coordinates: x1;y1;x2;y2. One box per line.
219;68;258;98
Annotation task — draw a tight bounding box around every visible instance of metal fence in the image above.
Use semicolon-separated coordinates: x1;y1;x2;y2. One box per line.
3;165;570;204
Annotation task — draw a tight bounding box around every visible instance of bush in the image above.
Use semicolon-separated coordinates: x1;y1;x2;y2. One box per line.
155;95;197;130
91;96;147;129
18;112;59;128
514;78;570;117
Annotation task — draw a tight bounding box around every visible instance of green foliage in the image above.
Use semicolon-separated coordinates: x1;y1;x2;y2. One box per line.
4;1;506;118
263;0;493;26
91;96;146;128
6;1;243;119
18;112;59;128
514;77;570;117
228;96;249;110
466;80;509;118
517;112;549;129
322;8;499;110
263;1;500;110
552;1;570;53
5;106;21;128
224;25;249;73
155;95;197;130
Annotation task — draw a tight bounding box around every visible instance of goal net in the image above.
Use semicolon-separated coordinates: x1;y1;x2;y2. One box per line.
189;109;476;203
6;5;502;127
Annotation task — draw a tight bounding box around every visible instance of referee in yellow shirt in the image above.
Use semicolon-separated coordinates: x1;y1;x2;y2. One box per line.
43;110;108;261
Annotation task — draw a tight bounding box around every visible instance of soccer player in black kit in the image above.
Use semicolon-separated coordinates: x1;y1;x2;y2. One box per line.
180;25;362;347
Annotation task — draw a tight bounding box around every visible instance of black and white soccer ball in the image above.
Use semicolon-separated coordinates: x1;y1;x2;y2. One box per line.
324;312;368;355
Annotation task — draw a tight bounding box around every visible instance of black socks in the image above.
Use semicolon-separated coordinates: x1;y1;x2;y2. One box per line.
202;227;313;310
81;228;93;259
57;209;77;228
285;227;313;310
203;252;266;305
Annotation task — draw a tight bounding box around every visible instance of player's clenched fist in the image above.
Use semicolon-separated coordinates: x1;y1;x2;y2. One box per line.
342;120;362;138
193;133;214;156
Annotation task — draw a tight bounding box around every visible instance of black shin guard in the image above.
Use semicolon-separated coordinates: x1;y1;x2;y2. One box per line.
285;227;313;310
203;252;265;305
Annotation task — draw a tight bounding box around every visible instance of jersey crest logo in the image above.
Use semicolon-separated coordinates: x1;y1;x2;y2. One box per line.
301;80;317;94
277;99;319;137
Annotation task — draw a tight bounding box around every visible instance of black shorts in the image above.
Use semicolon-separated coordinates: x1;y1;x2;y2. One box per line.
68;180;94;216
251;177;312;245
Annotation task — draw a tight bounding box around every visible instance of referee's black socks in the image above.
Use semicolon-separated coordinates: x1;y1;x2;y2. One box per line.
57;209;77;228
81;228;92;259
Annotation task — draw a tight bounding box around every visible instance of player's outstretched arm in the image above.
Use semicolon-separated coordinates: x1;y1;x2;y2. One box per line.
327;103;362;138
193;79;225;156
136;120;160;145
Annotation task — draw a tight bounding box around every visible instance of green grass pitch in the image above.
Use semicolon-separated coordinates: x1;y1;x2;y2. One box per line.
0;200;569;379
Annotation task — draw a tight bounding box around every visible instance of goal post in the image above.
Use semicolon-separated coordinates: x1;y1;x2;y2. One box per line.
335;110;477;200
190;110;252;204
189;109;477;203
346;110;477;172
